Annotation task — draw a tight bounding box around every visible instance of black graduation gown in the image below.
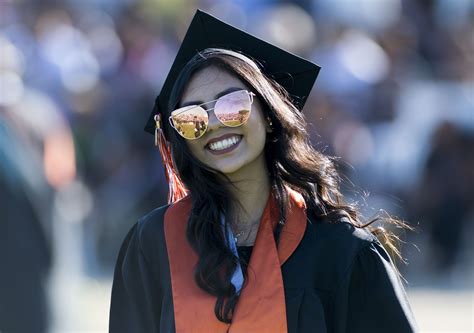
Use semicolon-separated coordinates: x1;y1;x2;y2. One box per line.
109;204;418;332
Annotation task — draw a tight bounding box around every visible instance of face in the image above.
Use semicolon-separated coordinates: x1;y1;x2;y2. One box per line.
177;65;269;176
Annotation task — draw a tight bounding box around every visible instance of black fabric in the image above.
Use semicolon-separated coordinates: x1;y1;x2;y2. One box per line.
109;205;418;333
236;245;253;263
109;205;175;333
237;245;253;276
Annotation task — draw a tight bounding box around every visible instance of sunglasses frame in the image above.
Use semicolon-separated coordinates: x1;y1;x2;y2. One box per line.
168;90;256;140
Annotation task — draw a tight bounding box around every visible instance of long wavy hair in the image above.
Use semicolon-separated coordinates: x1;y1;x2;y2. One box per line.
161;48;412;323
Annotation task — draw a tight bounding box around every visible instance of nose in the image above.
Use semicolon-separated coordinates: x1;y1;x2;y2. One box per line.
204;104;223;133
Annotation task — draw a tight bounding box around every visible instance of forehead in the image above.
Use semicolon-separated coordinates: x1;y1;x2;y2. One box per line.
180;66;247;104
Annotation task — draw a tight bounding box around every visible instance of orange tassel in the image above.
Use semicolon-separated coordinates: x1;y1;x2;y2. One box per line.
155;114;188;204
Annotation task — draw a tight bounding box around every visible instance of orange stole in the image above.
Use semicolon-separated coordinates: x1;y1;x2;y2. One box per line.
164;188;307;332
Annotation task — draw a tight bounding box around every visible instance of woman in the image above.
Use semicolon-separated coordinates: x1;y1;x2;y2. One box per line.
109;10;418;333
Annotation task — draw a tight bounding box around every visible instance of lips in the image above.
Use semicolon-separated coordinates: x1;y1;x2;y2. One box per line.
205;133;243;148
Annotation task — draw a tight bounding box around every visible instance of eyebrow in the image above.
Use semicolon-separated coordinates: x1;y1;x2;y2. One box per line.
180;87;245;107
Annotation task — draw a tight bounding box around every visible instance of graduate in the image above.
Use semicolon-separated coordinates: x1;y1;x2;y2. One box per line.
109;9;418;333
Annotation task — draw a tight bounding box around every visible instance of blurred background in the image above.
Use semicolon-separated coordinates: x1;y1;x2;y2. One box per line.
0;0;472;331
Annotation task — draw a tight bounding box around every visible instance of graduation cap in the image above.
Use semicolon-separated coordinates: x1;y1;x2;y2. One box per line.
146;9;321;203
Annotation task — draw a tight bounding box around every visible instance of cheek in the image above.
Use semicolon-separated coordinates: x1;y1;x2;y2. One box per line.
249;122;266;141
243;113;268;150
185;141;204;161
250;107;268;137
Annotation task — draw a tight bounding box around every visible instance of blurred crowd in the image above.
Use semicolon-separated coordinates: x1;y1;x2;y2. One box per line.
1;0;472;331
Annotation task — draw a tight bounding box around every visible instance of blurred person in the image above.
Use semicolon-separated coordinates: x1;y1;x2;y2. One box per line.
109;10;418;332
1;4;78;325
403;0;470;80
0;111;53;332
412;121;474;273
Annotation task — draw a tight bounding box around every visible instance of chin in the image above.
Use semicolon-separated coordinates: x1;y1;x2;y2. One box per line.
198;146;266;176
211;161;246;175
209;154;262;176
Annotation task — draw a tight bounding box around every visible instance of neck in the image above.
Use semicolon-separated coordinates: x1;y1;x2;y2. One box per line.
224;153;271;226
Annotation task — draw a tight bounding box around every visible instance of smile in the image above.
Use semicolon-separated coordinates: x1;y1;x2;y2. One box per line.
206;134;242;154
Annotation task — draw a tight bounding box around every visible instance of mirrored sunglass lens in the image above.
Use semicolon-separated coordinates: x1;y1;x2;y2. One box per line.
171;107;208;139
214;91;251;127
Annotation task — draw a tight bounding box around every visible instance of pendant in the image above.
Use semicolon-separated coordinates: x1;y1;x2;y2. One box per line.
234;231;244;244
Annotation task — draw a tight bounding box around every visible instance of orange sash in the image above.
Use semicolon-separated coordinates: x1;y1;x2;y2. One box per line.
164;188;307;332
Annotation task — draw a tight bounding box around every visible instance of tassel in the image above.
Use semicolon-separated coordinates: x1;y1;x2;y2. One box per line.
154;114;188;204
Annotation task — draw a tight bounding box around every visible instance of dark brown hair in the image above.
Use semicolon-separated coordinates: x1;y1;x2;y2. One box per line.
162;48;412;323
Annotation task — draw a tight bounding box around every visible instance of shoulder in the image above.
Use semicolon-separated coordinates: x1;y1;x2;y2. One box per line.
135;195;192;244
111;204;174;305
122;204;171;263
309;216;378;256
135;204;171;242
306;216;383;289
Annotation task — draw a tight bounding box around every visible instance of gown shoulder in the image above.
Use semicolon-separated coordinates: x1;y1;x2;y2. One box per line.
109;203;173;333
310;216;378;252
304;217;418;332
325;222;419;332
331;239;419;332
306;217;382;289
134;203;171;257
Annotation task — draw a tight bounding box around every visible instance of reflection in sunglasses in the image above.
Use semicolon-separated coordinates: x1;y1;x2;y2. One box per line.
219;109;250;127
174;117;207;139
170;90;254;140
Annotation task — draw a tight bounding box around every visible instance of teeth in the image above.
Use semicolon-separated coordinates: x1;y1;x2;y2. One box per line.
209;136;240;151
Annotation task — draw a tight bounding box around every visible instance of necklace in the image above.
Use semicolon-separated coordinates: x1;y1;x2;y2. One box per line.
232;220;260;244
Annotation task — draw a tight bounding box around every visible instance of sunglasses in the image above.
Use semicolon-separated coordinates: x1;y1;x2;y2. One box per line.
169;90;256;140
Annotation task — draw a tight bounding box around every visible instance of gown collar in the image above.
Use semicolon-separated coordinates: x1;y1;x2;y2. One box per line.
164;186;307;332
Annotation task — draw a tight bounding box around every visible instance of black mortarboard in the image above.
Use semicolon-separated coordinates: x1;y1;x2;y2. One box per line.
144;8;321;135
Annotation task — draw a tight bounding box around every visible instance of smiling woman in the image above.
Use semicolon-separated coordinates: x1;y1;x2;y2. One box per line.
109;9;418;333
